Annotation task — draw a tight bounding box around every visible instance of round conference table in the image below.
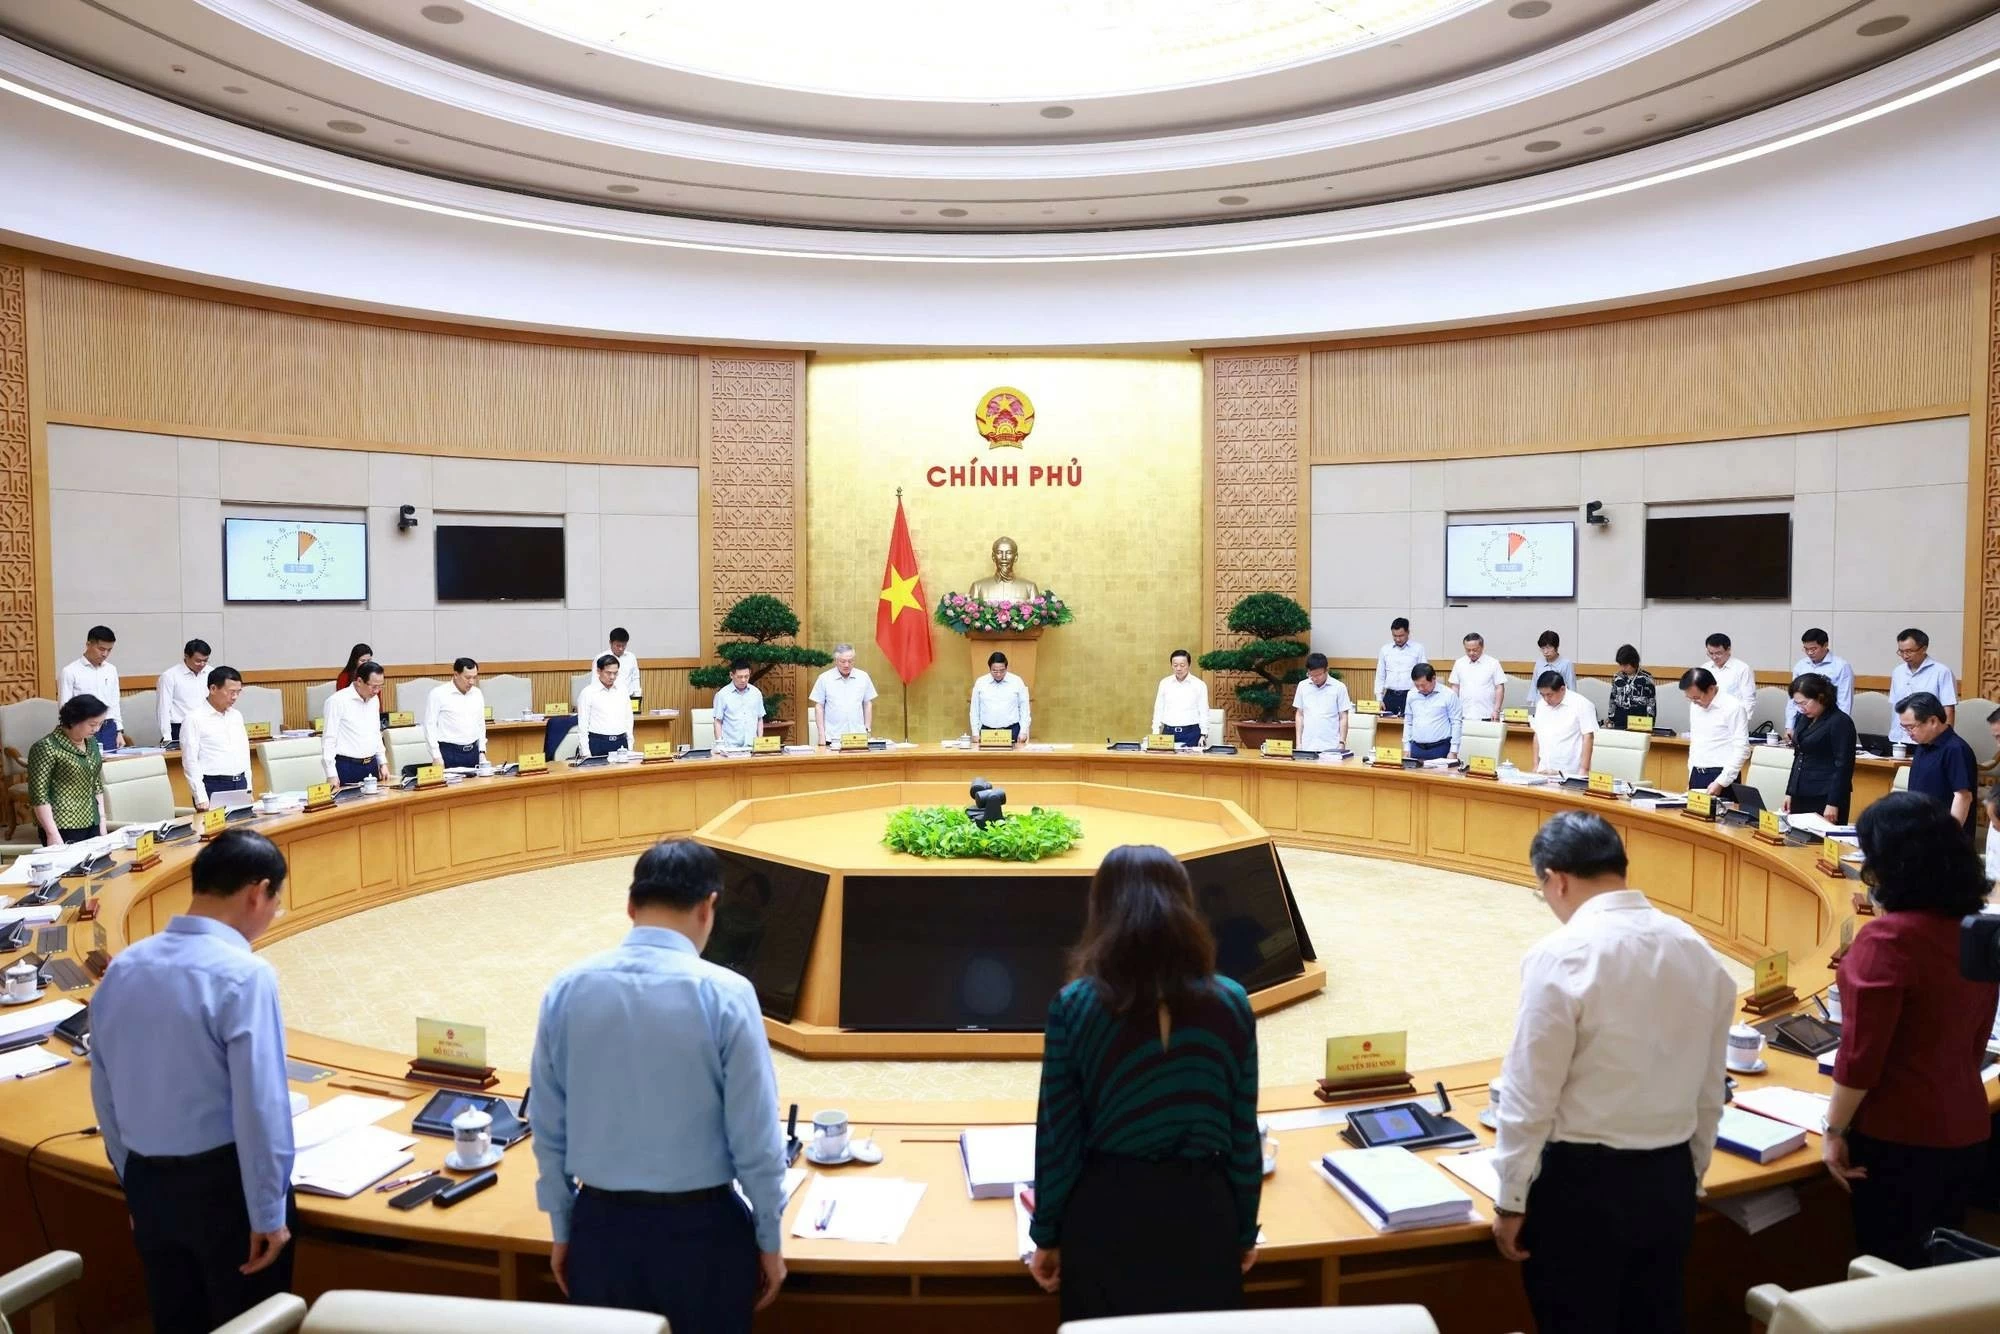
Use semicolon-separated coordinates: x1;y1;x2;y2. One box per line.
0;743;1941;1333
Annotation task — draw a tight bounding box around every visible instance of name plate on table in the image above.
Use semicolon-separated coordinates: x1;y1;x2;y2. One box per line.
388;711;415;727
304;780;335;810
751;734;784;754
1743;950;1798;1015
130;830;159;870
643;741;674;763
1143;733;1177;752
544;702;571;715
516;751;547;774
1816;836;1847;878
1625;715;1654;732
1502;707;1531;724
1260;739;1294;758
1465;754;1498;778
1586;770;1618;798
1682;790;1718;821
630;698;641;714
408;1017;497;1089
312;717;325;733
978;729;1016;749
414;763;445;789
1319;1030;1413;1099
1372;745;1404;767
1755;808;1786;844
200;807;229;838
1355;699;1383;715
244;721;273;741
483;707;494;721
838;732;873;751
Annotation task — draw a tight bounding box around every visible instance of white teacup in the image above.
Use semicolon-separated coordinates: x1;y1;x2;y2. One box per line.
451;1108;493;1165
4;961;37;1002
1726;1023;1766;1072
811;1110;851;1161
474;763;493;778
361;774;379;794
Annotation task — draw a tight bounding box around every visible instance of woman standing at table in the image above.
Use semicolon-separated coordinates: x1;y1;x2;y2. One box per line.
1822;792;1997;1268
1606;644;1657;729
334;643;373;691
1784;671;1857;823
29;694;111;845
1029;844;1261;1319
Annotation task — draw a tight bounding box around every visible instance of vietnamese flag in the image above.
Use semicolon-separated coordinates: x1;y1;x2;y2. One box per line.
875;496;933;684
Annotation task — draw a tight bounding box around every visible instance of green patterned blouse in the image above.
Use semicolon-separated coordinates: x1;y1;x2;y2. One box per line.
28;730;106;833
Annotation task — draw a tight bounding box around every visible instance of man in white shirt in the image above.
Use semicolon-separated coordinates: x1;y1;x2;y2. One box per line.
1703;633;1756;714
713;659;767;750
1448;632;1508;722
1291;653;1351;752
1678;667;1750;797
592;628;641;702
969;652;1031;743
1786;628;1854;737
157;638;211;745
1887;626;1955;745
1490;812;1734;1334
809;644;878;744
1528;672;1596;775
321;662;389;786
424;657;489;769
577;655;638;757
1374;618;1426;716
1151;649;1210;747
179;665;253;809
57;624;124;751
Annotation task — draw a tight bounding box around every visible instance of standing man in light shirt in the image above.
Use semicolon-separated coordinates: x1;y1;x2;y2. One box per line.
179;666;252;810
577;655;638;757
1490;813;1734;1334
424;657;488;769
970;651;1032;743
1786;628;1854;738
1679;667;1751;796
321;662;388;786
1449;633;1508;722
595;627;642;703
1887;626;1956;745
1292;653;1352;752
809;643;878;744
1401;664;1462;762
1529;672;1596;775
1151;648;1210;747
532;839;788;1331
157;638;211;745
1374;618;1426;716
1704;633;1756;714
90;830;298;1334
57;623;125;751
713;660;766;750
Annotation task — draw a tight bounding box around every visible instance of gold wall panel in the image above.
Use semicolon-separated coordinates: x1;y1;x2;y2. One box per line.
805;355;1203;743
0;261;37;704
1978;250;2000;696
1209;352;1305;730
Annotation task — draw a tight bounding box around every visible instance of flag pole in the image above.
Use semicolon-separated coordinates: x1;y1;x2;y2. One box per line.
897;486;910;741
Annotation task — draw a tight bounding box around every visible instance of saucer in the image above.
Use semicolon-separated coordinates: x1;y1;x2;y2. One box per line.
0;989;45;1006
1478;1107;1499;1131
444;1145;503;1171
1727;1059;1768;1075
805;1142;857;1166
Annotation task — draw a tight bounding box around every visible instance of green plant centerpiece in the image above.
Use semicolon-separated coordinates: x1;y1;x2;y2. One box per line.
883;805;1083;862
688;594;833;721
1196;592;1313;721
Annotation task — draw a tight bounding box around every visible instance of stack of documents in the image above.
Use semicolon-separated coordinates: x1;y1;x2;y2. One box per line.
789;1176;926;1244
1716;1106;1808;1163
1708;1185;1802;1235
1730;1087;1829;1135
0;998;85;1049
1784;813;1856;839
1436;1146;1502;1202
1318;1147;1477;1232
291;1124;416;1197
291;1094;405;1149
959;1125;1036;1199
0;1046;68;1081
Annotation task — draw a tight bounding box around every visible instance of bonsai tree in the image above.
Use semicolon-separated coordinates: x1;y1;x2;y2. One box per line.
1197;592;1312;721
688;594;833;721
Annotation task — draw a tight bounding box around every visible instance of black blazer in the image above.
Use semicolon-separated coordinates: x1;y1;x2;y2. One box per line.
1787;706;1857;805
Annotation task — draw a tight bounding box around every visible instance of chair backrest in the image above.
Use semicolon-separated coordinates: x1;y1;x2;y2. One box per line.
1892;764;1909;792
103;754;177;826
1459;718;1504;763
1651;684;1691;735
1574;677;1611;718
482;674;532;720
569;673;595;707
1203;707;1226;748
1756;1255;2000;1334
691;707;715;750
1954;698;1997;766
1850;690;1892;736
385;726;430;772
550;725;585;762
1347;712;1376;754
0;698;58;769
122;689;162;748
305;681;339;725
260;738;325;793
1743;745;1793;809
1503;674;1535;710
1751;685;1790;735
236;685;285;732
1058;1305;1440;1333
806;713;819;747
395;678;442;714
301;1289;668;1333
1592;728;1650;783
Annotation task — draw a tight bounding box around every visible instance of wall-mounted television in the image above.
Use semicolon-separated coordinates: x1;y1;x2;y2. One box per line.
1444;521;1576;599
434;525;566;601
223;517;368;602
1644;512;1791;600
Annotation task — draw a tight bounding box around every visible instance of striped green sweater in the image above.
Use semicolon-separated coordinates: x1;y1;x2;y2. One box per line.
1031;974;1262;1249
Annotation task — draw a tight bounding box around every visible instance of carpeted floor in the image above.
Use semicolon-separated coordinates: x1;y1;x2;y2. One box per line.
262;846;1751;1105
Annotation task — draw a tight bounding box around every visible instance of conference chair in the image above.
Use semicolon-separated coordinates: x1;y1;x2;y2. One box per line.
305;681;338;724
394;678;441;715
121;690;162;748
1502;675;1534;711
215;1289;668;1334
1891;765;1909;793
385;726;431;773
692;707;715;749
1574;676;1611;719
1751;684;1790;735
1459;718;1504;764
569;673;594;707
0;1248;82;1334
1203;707;1226;748
236;685;285;734
1592;728;1649;784
1347;712;1376;754
1954;697;1998;767
1850;691;1892;736
1746;1253;2000;1333
1742;745;1792;810
260;737;326;792
1058;1306;1439;1333
0;698;57;836
550;726;585;762
807;714;819;747
482;674;532;720
102;755;194;829
1651;685;1691;735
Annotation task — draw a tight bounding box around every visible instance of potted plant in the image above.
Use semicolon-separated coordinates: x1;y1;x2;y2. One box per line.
1197;592;1313;748
688;595;833;734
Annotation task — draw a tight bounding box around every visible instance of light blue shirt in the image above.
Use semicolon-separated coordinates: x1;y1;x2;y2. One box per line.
1887;656;1956;744
531;926;786;1250
1535;656;1577;692
713;684;765;748
1402;684;1462;754
970;673;1032;735
1787;652;1855;733
88;915;295;1232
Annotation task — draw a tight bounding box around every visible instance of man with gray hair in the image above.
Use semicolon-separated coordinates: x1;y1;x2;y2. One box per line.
1490;811;1735;1334
809;643;878;744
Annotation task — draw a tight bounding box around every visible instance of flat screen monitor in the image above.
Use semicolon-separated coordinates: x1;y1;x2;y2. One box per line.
1644;512;1791;600
1183;844;1308;993
434;525;566;602
222;517;368;602
1444;522;1576;599
701;848;829;1023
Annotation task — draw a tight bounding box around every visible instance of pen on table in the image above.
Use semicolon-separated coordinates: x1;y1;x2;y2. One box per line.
815;1199;836;1232
375;1168;440;1193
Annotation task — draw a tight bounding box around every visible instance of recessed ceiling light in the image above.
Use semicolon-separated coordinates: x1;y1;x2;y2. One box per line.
326;119;366;134
221;85;248;95
1582;125;1604;135
1858;16;1910;37
1641;112;1658;122
1218;195;1249;205
170;65;186;75
1040;106;1073;119
1508;1;1552;17
1525;139;1561;152
421;4;465;23
898;209;917;216
939;208;969;218
606;183;639;194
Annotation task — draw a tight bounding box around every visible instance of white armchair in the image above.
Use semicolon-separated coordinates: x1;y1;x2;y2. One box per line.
0;1249;83;1334
395;678;442;715
122;689;162;748
482;674;532;720
260;738;327;792
386;725;431;773
102;754;194;828
236;685;285;733
1592;729;1650;784
1459;719;1504;764
305;681;339;725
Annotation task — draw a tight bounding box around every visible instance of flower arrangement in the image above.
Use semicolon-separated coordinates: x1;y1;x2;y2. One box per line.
883;804;1083;861
933;589;1076;636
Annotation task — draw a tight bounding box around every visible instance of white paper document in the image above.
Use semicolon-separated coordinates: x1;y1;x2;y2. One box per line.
1730;1087;1830;1135
1708;1185;1802;1235
790;1175;926;1244
0;904;64;928
1318;1147;1478;1233
960;1125;1036;1199
290;1124;416;1197
1436;1147;1502;1202
290;1093;406;1150
0;1046;69;1080
0;998;84;1047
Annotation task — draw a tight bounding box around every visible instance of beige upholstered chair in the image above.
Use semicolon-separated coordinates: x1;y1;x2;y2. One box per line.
385;725;430;773
1651;685;1691;735
121;689;162;748
1891;765;1909;793
305;681;339;725
259;738;326;792
1574;677;1611;719
235;685;285;733
1459;718;1504;764
0;698;58;836
1747;1254;2000;1333
1591;728;1649;784
1060;1306;1439;1333
102;754;193;828
569;673;595;707
1750;684;1791;735
482;674;533;720
1346;711;1376;754
691;707;716;750
1741;745;1792;809
551;726;586;762
0;1249;83;1334
301;1290;668;1333
394;678;442;715
1850;690;1892;736
1954;697;1997;766
1203;707;1226;748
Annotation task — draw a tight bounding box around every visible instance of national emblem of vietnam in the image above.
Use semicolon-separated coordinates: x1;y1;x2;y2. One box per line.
975;387;1034;447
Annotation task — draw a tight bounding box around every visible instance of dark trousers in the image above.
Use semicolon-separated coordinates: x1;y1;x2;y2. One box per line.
1520;1140;1695;1334
1057;1154;1243;1322
1790;789;1851;825
123;1143;298;1334
333;755;379;786
96;717;120;752
438;741;481;769
586;731;627;757
568;1186;759;1333
1164;723;1205;747
1380;688;1409;715
55;824;101;845
202;774;248;801
169;722;182;744
1408;737;1450;761
1848;1132;1985;1269
1689;765;1723;792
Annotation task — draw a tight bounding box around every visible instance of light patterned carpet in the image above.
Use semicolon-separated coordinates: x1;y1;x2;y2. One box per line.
262;846;1751;1104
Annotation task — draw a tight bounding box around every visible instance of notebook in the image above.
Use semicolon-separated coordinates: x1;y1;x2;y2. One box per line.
1318;1147;1477;1232
290;1124;416;1198
291;1093;406;1149
959;1125;1036;1200
1729;1087;1830;1135
1436;1146;1503;1202
1716;1105;1808;1164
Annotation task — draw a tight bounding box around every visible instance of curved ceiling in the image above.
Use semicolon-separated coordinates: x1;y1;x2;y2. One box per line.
0;0;1988;234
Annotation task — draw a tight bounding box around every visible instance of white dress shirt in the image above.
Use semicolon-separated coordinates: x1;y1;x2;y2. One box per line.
320;685;387;777
1493;889;1736;1213
157;662;208;739
1151;674;1210;733
587;651;642;699
970;674;1032;736
713;684;766;749
1709;655;1756;713
1291;677;1352;751
810;667;878;737
1786;653;1855;733
178;703;251;804
1375;641;1427;698
424;683;488;764
57;656;122;727
1887;656;1956;744
577;681;637;747
1529;691;1597;773
1685;692;1750;788
1448;654;1508;721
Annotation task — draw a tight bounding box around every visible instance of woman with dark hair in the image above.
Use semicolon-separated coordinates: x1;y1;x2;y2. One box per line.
1606;645;1656;729
29;694;111;844
1784;671;1857;823
334;644;374;691
1029;845;1261;1319
1823;791;1997;1267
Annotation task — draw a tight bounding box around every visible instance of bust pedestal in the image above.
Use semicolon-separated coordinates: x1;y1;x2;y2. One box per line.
967;629;1041;692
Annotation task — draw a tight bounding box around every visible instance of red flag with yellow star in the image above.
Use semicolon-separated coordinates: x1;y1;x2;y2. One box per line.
875;495;933;685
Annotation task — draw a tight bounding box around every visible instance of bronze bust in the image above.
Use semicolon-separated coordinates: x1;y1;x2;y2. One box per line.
968;536;1041;603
